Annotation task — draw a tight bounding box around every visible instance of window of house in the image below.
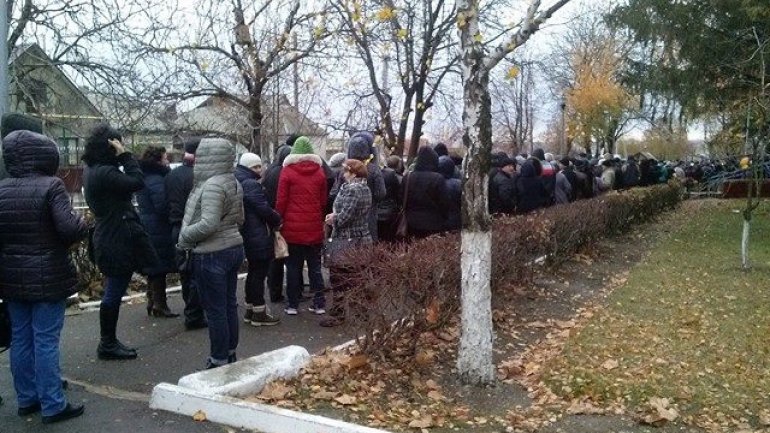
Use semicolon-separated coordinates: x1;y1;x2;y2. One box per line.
57;137;80;166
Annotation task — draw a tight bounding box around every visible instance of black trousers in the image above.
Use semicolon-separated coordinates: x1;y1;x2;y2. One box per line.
245;258;271;306
266;258;285;301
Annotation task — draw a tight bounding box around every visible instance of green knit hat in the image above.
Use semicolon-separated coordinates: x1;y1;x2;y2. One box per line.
290;136;314;155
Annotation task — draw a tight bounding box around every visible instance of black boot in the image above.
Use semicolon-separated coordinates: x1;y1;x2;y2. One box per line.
97;306;137;360
148;276;179;318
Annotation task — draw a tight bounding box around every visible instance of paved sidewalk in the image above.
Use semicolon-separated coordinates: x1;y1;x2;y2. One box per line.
0;282;352;432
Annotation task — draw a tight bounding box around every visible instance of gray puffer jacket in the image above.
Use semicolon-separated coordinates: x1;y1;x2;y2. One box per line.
179;138;244;253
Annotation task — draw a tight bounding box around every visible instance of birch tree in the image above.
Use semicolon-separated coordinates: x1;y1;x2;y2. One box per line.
740;28;769;270
456;0;571;385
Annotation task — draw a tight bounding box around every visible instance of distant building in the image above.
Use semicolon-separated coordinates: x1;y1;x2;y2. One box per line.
175;95;328;159
9;43;104;166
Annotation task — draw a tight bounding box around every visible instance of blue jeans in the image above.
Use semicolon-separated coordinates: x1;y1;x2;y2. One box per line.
102;274;132;309
7;300;67;416
286;243;325;309
193;245;245;365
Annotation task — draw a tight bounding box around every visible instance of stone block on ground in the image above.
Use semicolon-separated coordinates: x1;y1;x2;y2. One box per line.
177;345;310;397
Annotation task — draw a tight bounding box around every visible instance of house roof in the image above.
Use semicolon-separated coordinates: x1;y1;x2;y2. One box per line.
178;94;326;140
10;43;103;119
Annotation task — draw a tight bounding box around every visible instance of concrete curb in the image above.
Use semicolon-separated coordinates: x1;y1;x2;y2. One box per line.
75;273;248;311
177;346;311;398
150;383;393;433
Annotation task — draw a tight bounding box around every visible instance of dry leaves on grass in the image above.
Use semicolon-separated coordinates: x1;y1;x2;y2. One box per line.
640;397;679;426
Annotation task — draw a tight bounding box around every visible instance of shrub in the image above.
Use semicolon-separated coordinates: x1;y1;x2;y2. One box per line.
331;183;683;356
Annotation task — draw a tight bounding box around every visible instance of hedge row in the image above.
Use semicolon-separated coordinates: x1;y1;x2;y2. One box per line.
335;182;683;355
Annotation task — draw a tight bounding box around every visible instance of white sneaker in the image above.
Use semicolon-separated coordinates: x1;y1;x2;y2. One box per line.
284;307;298;316
308;307;326;315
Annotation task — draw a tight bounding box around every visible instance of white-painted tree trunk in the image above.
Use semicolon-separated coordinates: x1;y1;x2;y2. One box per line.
741;218;750;269
457;230;495;384
455;0;572;385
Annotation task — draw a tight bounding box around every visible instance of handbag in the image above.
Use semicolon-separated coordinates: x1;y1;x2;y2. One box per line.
176;247;193;273
323;237;356;267
0;299;11;351
394;173;410;239
274;231;289;259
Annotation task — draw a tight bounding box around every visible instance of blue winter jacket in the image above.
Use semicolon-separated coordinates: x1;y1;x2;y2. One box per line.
235;165;282;261
137;160;176;275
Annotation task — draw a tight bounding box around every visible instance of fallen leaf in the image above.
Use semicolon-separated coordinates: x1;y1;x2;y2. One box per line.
346;354;368;370
760;409;770;426
642;397;679;426
334;394;357;405
527;321;549;328
566;400;603;415
312;390;337;401
426;299;440;325
259;382;292;401
415;351;435;366
408;415;433;429
427;390;443;401
192;409;207;422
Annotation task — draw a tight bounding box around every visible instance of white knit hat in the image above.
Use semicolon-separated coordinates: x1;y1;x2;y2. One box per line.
239;152;262;168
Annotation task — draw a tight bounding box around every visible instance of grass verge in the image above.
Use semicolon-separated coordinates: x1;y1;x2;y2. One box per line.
542;199;770;431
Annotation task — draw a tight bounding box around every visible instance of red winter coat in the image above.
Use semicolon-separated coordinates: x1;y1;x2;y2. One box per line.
276;154;327;245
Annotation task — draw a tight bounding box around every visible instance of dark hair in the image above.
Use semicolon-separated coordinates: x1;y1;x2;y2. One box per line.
81;123;123;166
285;134;300;147
141;146;166;164
529;157;543;176
386;155;404;174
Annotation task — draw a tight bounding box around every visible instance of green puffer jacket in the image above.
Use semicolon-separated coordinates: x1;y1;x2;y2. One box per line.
179;138;244;253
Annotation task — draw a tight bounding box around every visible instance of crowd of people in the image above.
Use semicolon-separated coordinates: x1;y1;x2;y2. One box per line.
0;111;686;423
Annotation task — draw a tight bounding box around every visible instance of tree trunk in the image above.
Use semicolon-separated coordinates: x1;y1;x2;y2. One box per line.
457;43;495;385
408;84;427;163
741;216;750;270
249;94;265;157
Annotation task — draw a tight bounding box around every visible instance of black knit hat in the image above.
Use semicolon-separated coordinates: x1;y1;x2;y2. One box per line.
1;113;43;138
285;134;300;147
183;137;202;154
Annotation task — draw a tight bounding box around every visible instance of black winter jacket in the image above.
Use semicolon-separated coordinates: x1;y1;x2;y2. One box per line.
377;167;401;223
165;161;194;226
515;160;549;214
137;161;176;275
235;165;282;261
404;147;449;236
439;156;461;230
488;168;516;214
84;152;158;277
263;145;293;207
0;131;88;302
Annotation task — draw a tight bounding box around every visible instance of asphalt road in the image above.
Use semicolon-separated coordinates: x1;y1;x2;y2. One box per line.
0;281;352;432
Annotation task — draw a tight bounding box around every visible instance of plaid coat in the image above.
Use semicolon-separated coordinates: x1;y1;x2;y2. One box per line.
331;180;372;241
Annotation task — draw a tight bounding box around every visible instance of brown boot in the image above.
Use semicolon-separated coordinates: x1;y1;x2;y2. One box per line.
148;276;179;318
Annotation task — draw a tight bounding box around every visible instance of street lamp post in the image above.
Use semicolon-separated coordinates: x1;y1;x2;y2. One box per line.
559;95;566;155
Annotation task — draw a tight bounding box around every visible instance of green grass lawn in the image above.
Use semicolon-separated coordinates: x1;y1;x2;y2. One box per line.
542;200;770;429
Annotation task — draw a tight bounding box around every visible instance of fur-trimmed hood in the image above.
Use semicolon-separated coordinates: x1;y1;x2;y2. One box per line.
283;153;323;167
